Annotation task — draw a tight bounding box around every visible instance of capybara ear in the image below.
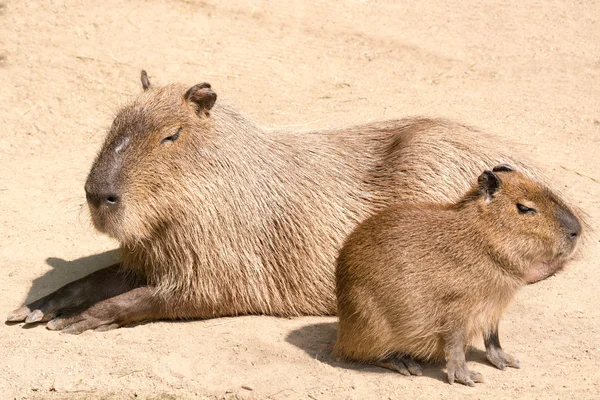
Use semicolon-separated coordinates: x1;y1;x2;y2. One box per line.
141;70;151;91
184;83;217;116
478;170;501;202
492;164;514;173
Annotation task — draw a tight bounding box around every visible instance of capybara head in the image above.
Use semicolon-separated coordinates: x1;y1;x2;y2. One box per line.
470;164;581;283
84;71;217;243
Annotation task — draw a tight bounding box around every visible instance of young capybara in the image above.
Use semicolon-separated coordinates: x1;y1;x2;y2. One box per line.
334;165;582;386
7;71;576;334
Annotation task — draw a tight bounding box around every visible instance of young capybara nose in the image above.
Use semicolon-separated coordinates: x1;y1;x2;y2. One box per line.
557;208;582;240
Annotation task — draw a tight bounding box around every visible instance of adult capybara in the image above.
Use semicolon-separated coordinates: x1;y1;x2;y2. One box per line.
334;165;581;386
7;71;570;333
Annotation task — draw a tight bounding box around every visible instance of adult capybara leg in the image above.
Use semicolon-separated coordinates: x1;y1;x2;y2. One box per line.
6;264;141;324
45;286;160;334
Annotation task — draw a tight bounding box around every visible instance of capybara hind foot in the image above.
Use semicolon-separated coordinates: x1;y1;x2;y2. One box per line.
377;355;423;376
6;264;139;325
46;286;159;334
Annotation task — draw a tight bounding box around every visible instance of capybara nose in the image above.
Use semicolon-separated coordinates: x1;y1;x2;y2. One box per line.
85;169;121;209
85;190;120;208
557;209;581;240
569;224;581;240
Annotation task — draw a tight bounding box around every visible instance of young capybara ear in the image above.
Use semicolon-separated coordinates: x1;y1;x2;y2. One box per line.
184;83;217;117
478;170;501;202
141;70;151;91
492;164;514;173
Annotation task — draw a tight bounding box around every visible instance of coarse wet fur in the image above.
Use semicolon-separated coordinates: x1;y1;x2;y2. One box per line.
6;72;576;333
334;166;582;386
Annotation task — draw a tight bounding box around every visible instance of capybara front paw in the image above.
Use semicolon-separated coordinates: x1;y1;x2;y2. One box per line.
447;360;484;387
7;265;130;327
44;286;155;334
486;347;520;370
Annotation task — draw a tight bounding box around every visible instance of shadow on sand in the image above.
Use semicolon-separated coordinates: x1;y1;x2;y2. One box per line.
285;321;496;385
20;249;120;304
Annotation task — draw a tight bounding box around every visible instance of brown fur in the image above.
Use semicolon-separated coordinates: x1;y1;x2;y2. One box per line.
88;76;561;320
334;168;581;385
7;72;580;334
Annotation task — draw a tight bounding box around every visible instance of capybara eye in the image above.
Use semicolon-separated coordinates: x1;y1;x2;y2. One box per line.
160;127;182;145
516;203;537;215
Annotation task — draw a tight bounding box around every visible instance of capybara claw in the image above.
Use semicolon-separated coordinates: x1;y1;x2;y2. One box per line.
24;309;45;323
6;306;31;322
46;318;66;331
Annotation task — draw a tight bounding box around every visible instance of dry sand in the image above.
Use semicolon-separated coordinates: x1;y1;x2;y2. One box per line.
1;0;599;399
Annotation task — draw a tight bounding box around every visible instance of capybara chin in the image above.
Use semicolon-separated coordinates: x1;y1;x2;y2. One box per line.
6;71;578;334
334;165;581;387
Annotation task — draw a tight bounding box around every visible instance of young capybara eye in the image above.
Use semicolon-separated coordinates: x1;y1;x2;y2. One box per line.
516;203;536;214
334;168;581;386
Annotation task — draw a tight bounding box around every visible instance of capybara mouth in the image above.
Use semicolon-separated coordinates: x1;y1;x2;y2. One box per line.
525;232;580;284
88;208;109;234
88;204;121;238
525;258;568;284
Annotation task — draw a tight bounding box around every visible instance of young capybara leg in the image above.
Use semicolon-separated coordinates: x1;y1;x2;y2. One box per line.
445;331;484;386
45;286;161;334
6;264;141;324
484;324;520;370
376;354;423;376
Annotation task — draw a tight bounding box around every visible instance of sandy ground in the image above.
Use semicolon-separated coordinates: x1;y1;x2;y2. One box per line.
1;0;599;399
